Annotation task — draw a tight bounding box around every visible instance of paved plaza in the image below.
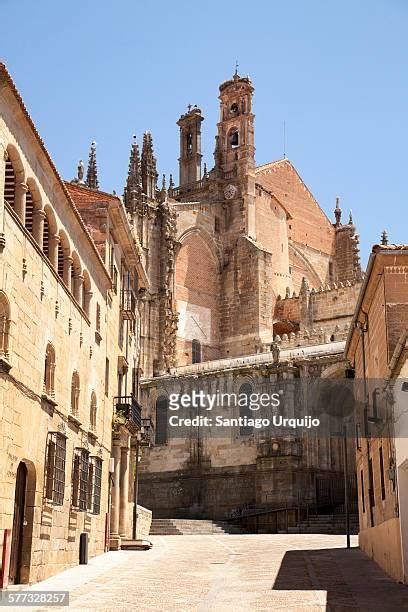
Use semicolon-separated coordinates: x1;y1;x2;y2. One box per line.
12;534;408;611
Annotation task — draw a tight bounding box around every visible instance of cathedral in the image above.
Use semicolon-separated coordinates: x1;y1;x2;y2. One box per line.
121;71;363;519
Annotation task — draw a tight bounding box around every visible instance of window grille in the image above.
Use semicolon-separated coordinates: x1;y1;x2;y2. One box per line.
4;158;15;208
91;457;102;514
45;432;66;505
72;448;89;511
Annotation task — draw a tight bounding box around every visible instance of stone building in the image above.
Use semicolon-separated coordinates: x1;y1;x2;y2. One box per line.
0;63;149;585
346;242;408;582
119;72;364;519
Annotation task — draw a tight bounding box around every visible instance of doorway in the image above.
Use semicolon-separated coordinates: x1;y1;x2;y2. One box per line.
9;462;27;584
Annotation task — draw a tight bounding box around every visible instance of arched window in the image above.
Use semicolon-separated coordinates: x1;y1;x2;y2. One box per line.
155;395;168;445
82;271;91;317
25;189;34;234
71;371;80;416
57;241;64;279
239;383;253;436
90;392;97;431
192;339;201;364
0;292;11;358
44;343;56;397
230;102;239;115
229;130;239;149
4;157;15;209
42;214;50;259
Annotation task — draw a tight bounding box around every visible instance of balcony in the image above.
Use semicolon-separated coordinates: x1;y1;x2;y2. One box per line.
114;395;142;433
121;289;137;320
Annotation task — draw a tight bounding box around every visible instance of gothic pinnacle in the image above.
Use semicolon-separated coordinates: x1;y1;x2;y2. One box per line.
334;196;342;226
85;141;99;190
348;210;353;225
124;134;141;210
381;229;388;246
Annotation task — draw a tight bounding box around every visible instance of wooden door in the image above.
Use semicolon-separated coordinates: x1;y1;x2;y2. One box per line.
9;462;27;584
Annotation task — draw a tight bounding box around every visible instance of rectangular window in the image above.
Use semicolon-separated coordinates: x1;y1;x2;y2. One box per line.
96;303;101;333
45;432;66;505
105;358;109;397
86;457;102;514
368;458;375;509
379;446;386;500
72;448;89;511
360;470;365;513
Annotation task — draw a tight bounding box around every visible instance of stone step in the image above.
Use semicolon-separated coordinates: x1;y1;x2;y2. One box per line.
149;518;247;536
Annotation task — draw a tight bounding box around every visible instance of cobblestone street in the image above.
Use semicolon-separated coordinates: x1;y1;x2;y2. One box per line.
14;534;408;611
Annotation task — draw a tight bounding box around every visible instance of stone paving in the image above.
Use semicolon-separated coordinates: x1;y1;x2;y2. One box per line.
11;534;408;611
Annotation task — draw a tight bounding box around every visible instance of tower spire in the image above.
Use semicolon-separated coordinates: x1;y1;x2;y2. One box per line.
86;141;99;190
141;131;158;200
124;135;141;211
334;196;342;226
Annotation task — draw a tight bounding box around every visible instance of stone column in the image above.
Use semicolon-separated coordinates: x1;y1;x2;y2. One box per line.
48;234;60;269
14;180;28;224
32;209;46;246
73;273;84;305
110;437;121;550
83;290;93;318
119;439;130;538
63;255;73;290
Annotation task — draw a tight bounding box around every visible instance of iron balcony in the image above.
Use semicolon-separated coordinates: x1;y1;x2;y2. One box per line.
114;395;142;432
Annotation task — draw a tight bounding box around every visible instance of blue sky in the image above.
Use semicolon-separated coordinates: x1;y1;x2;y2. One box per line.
1;0;407;264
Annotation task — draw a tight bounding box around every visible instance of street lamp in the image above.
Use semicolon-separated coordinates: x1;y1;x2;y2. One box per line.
331;423;351;549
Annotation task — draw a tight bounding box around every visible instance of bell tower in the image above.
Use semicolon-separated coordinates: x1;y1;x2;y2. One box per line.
215;71;256;239
177;105;203;187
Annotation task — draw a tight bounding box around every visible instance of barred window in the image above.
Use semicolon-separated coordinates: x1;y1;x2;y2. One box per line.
45;432;66;505
72;448;89;511
87;456;102;514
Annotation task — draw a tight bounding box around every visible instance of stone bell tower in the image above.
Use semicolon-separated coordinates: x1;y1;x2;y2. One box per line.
215;71;256;239
177;105;203;187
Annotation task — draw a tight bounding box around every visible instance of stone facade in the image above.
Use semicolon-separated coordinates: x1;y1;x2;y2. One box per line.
0;63;150;586
133;72;363;520
346;244;408;583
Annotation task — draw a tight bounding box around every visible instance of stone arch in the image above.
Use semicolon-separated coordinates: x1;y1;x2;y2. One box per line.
57;229;70;281
177;227;222;271
82;269;92;316
4;144;24;215
288;242;322;290
175;229;221;365
71;251;82;303
25;177;42;240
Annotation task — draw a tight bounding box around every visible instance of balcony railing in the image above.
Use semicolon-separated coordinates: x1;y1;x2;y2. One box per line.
121;289;136;320
114;395;142;432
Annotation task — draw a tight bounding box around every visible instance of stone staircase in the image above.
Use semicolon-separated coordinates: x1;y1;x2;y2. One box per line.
287;513;359;535
149;518;247;535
